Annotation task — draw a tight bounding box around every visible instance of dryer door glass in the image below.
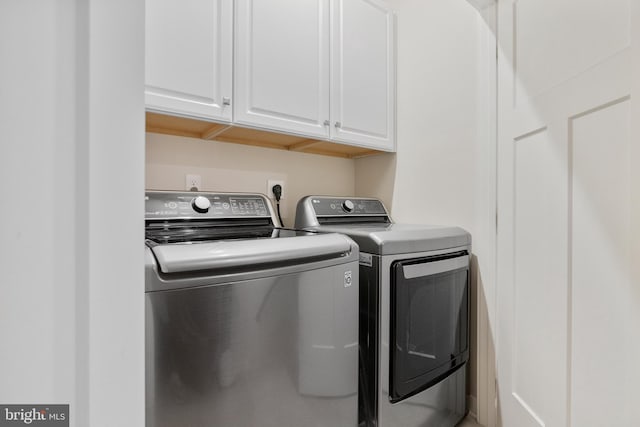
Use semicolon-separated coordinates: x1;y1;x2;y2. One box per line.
389;252;469;402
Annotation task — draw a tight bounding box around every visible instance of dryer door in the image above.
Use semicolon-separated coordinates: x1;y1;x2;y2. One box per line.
389;251;469;403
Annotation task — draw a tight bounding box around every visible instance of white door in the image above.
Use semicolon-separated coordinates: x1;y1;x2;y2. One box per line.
145;0;233;121
496;1;640;426
330;0;395;151
234;0;331;138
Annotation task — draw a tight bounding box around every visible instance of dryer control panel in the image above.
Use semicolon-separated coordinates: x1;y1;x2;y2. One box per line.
308;197;387;216
295;195;392;228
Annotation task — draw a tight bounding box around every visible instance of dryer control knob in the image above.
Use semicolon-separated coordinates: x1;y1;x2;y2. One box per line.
342;199;355;213
192;196;211;213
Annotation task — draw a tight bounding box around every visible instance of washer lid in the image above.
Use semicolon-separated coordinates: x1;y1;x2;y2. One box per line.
306;223;471;255
148;232;356;274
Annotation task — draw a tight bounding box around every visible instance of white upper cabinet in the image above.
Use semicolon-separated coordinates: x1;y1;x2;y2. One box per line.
145;0;395;152
234;0;395;150
331;0;395;150
145;0;233;121
234;0;331;138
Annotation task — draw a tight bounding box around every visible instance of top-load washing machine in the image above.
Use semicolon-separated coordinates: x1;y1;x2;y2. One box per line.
145;191;359;427
295;196;471;427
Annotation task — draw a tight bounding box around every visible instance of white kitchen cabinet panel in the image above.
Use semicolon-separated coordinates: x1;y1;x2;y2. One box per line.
234;0;331;138
145;0;233;121
331;0;395;150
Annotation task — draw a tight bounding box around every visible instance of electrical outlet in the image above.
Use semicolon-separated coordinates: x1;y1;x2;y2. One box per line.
186;174;202;191
267;179;285;200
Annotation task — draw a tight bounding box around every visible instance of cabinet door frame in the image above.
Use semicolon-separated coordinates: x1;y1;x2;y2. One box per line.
145;0;233;122
233;0;331;139
329;0;396;151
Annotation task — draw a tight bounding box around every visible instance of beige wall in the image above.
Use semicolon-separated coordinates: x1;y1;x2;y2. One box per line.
354;153;397;210
146;132;356;226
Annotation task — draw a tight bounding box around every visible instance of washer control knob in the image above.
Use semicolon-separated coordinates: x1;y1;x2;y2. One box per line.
342;199;355;213
192;196;211;213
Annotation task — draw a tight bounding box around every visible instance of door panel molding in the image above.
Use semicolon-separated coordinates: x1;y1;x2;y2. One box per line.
569;96;632;427
512;392;546;427
511;125;568;427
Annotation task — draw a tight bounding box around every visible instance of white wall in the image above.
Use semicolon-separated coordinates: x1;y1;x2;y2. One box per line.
0;1;145;426
355;0;497;423
146;133;356;226
80;1;146;426
355;0;486;228
0;0;77;404
385;0;479;228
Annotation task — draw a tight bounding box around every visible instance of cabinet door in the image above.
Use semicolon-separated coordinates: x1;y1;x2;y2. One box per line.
145;0;233;121
331;0;395;151
234;0;330;138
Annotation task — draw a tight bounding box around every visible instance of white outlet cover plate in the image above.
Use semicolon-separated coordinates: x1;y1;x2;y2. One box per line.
186;174;202;191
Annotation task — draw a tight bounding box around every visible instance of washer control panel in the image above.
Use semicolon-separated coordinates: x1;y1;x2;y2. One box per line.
309;197;387;216
145;192;271;220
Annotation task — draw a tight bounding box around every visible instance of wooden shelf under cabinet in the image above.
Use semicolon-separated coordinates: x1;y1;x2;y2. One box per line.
146;112;383;159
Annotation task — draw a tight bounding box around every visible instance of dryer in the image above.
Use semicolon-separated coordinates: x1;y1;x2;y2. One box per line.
295;196;471;427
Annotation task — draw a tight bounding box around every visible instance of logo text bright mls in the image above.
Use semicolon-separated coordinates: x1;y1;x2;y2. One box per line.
0;405;68;426
4;408;47;424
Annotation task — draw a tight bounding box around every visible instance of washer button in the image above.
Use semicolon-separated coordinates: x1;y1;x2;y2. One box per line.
342;200;355;213
192;196;211;213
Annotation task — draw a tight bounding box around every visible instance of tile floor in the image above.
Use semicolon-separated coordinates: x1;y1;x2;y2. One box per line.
458;415;483;427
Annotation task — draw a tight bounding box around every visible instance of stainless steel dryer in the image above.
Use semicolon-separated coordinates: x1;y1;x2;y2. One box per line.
295;196;471;427
145;191;359;427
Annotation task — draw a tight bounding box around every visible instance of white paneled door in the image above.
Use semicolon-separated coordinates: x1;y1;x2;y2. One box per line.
496;1;640;426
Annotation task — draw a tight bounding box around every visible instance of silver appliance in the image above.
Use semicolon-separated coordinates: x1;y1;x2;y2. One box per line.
295;196;471;427
145;191;359;427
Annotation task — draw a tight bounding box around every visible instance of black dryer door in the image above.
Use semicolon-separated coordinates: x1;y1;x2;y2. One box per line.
389;251;469;402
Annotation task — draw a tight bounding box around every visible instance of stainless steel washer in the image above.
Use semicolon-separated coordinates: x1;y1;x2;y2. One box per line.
295;196;471;427
145;191;359;427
